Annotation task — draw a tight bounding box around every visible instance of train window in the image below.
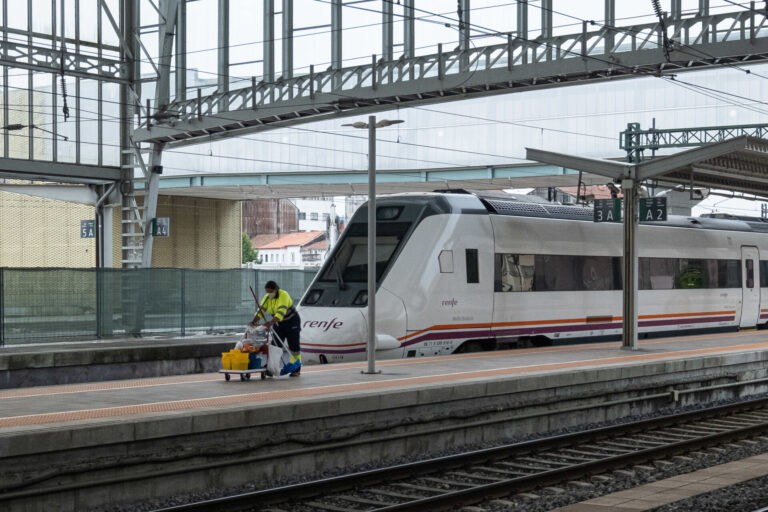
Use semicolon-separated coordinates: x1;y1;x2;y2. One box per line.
466;249;479;284
495;254;534;292
640;258;677;290
639;257;741;289
746;259;755;288
717;260;741;288
677;259;708;289
495;254;744;292
318;222;411;284
761;261;768;287
439;250;454;273
495;253;619;292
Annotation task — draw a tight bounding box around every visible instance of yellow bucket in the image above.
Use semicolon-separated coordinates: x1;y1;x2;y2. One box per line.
231;352;250;371
221;352;232;370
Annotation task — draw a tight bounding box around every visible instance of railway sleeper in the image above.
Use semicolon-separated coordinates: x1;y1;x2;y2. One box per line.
392;482;449;494
446;470;504;482
367;488;425;500
335;494;399;507
304;501;356;512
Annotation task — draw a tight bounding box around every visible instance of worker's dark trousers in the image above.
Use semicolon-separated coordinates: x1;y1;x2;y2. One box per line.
273;313;301;361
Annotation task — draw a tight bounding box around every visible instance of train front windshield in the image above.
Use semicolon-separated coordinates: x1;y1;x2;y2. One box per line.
319;222;411;285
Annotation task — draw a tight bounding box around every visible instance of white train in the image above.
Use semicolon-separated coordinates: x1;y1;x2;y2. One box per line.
297;190;768;364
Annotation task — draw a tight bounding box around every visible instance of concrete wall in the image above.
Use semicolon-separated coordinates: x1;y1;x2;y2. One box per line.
146;195;242;269
0;190;101;267
0;193;241;269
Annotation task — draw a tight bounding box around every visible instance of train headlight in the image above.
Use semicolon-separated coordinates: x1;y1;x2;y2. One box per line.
305;289;323;304
377;206;402;220
353;290;368;306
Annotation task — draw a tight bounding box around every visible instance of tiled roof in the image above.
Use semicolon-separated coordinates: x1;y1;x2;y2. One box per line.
302;239;327;251
250;234;280;248
255;231;325;249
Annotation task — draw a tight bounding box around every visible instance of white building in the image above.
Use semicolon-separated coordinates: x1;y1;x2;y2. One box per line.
293;199;335;232
252;231;326;268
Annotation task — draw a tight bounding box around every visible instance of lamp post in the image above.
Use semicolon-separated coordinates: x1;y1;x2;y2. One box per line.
342;115;404;374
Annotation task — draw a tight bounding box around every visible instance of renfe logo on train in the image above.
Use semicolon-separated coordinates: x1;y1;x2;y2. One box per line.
304;318;343;331
442;298;458;308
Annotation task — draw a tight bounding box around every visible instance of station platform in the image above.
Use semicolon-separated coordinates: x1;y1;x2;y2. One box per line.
0;334;237;388
3;330;768;511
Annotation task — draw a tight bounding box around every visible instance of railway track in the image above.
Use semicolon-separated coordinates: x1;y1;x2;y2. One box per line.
154;397;768;512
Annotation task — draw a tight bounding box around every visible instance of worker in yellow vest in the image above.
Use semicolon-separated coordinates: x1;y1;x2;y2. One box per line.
250;280;301;376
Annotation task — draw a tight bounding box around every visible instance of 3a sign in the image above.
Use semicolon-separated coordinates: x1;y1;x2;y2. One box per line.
80;220;95;238
152;217;170;237
640;197;667;222
594;198;621;223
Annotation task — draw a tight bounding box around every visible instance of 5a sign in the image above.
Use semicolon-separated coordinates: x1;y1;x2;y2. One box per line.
594;198;621;223
80;220;95;238
640;197;667;222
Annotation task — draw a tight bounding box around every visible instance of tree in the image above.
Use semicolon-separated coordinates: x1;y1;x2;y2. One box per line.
242;233;259;263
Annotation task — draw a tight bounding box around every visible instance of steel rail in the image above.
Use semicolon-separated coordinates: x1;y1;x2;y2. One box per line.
152;396;768;512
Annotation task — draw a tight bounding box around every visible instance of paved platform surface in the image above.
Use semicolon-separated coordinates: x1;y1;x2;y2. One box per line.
2;330;768;433
554;452;768;511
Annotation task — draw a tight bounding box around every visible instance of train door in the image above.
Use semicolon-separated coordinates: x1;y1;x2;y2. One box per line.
740;246;760;328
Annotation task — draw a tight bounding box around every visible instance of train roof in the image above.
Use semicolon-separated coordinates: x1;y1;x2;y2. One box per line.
426;189;768;234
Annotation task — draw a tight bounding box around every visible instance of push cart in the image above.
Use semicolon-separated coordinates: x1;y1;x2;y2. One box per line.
219;368;266;381
219;325;292;381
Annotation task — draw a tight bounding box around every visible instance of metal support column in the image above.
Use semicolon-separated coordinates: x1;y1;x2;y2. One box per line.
605;0;615;54
218;0;229;94
282;0;293;80
541;0;552;38
671;0;682;20
141;0;178;268
366;115;377;374
331;0;342;88
0;268;4;347
404;0;415;79
621;178;639;350
263;0;274;84
517;0;528;64
458;0;470;72
700;0;710;43
175;0;186;100
382;0;393;62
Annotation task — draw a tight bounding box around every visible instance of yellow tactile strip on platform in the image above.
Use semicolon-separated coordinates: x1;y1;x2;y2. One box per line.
553;453;768;511
3;339;768;429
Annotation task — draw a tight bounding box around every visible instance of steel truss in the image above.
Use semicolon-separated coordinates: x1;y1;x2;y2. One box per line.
622;122;768;161
0;38;126;83
134;7;768;146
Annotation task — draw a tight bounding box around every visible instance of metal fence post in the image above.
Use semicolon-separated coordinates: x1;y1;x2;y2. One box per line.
181;268;186;337
0;267;4;347
96;267;103;339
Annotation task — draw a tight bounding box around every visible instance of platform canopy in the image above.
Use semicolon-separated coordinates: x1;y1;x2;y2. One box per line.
527;136;768;197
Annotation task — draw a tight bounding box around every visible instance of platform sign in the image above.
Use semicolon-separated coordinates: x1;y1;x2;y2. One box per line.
80;220;95;238
594;198;621;223
640;197;667;222
152;217;170;237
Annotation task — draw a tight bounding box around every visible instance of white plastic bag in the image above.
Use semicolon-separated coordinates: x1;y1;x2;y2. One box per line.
267;344;285;377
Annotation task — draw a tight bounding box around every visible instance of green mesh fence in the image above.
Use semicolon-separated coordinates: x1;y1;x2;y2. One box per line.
0;268;318;345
